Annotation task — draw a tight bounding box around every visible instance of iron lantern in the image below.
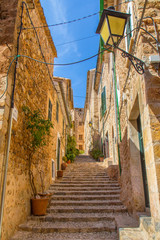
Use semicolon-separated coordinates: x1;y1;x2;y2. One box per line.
89;121;92;128
96;7;130;47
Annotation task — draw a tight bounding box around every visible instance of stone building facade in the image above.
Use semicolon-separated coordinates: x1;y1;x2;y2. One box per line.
86;0;160;237
83;69;100;155
74;108;85;152
0;1;72;239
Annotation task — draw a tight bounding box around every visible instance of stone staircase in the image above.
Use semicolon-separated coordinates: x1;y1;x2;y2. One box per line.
11;156;139;240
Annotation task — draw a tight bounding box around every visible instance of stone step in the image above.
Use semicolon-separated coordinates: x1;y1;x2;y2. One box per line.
51;183;119;188
47;205;127;214
119;228;146;240
50;187;120;191
62;176;110;179
11;231;118;240
28;213;115;222
63;173;108;176
53;190;120;195
50;200;123;206
19;220;116;233
51;194;120;201
57;181;117;184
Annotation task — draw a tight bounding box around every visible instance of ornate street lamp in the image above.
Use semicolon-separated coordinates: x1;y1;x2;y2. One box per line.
96;7;145;74
96;6;130;47
89;121;92;128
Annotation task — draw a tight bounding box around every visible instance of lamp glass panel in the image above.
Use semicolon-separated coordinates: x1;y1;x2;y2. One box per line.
108;15;125;36
100;17;110;44
107;36;119;45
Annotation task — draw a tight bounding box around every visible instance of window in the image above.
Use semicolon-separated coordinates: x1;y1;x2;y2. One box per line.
101;86;106;117
125;2;133;51
51;159;55;179
79;145;83;150
79;135;83;140
48;99;52;121
56;101;59;122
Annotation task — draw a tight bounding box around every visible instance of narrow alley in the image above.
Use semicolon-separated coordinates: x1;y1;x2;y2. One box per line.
11;155;139;240
0;0;160;239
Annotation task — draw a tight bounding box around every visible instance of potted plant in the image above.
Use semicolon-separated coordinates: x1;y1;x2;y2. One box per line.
61;156;67;170
22;106;53;216
99;154;104;162
57;169;63;178
66;135;77;163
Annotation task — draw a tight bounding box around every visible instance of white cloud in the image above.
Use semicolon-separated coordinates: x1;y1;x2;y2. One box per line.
48;0;81;59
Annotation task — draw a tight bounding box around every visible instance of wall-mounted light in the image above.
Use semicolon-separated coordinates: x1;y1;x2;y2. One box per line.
96;7;145;75
96;6;130;47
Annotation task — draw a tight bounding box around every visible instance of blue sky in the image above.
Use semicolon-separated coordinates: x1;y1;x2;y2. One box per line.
39;0;100;108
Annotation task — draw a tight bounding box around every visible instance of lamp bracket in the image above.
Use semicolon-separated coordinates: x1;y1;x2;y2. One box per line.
117;47;145;75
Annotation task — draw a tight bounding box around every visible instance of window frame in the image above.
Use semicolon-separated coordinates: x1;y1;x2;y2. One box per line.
48;99;52;121
56;101;59;122
125;2;134;52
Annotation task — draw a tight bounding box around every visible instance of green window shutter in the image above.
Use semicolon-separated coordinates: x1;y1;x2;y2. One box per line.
126;9;131;50
101;87;106;117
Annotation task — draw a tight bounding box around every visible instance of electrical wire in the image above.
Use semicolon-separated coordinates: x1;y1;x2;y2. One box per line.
56;35;98;47
1;24;159;100
0;46;111;100
22;0;133;30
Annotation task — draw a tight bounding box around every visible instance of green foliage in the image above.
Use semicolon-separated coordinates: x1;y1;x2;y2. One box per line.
22;105;53;197
66;135;77;163
62;156;68;163
75;148;80;156
22;106;53;152
79;150;84;154
90;148;102;160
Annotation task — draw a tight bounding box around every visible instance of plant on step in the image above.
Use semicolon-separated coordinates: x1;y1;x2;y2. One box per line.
22;106;53;198
66;135;77;163
90;143;103;160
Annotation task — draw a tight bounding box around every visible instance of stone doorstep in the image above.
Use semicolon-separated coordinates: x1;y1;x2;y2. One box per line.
118;216;160;239
139;217;160;238
19;220;116;233
119;228;146;240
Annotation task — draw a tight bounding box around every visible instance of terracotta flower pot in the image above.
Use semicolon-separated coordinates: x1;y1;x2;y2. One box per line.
57;170;63;178
61;162;67;170
67;160;71;164
99;157;104;162
31;198;49;216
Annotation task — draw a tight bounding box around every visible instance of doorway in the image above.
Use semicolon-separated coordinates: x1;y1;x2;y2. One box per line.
137;115;150;208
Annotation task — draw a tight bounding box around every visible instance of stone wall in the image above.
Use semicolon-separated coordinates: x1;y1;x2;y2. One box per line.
98;0;160;218
0;1;67;239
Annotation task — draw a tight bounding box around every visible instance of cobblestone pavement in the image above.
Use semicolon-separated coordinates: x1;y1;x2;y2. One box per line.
11;155;138;240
